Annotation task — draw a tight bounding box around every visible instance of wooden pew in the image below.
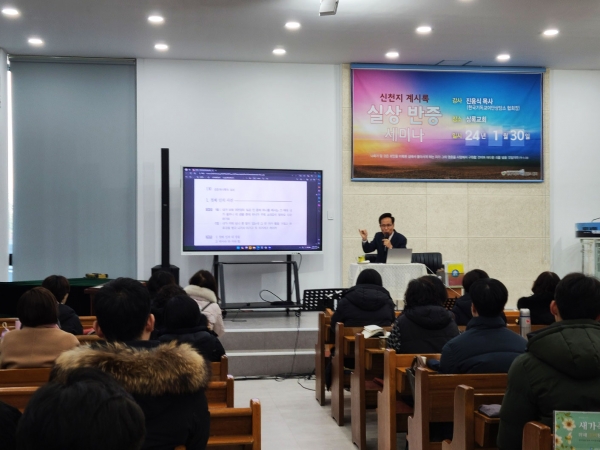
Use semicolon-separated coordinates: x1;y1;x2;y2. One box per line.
315;310;334;406
331;323;391;426
206;398;261;450
211;355;229;382
377;350;440;450
79;315;96;329
0;386;39;411
0;368;51;387
206;375;235;409
406;368;507;450
77;334;101;344
522;421;552;450
442;385;505;450
351;332;384;449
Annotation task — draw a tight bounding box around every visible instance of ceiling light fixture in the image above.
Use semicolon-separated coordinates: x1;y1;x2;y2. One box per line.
496;53;510;61
319;0;338;16
543;29;559;36
28;37;44;46
416;26;432;34
1;7;19;16
273;48;286;56
385;51;399;59
285;21;301;30
154;43;169;51
148;15;164;24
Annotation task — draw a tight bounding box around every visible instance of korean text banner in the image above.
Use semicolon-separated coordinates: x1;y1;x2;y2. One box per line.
352;68;543;182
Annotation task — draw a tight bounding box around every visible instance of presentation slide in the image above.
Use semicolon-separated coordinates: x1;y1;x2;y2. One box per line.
193;179;307;247
181;167;322;254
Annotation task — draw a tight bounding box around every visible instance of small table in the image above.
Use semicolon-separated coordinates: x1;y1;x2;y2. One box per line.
348;263;427;307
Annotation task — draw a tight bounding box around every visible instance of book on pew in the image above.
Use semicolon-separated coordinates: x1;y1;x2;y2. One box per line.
362;325;390;339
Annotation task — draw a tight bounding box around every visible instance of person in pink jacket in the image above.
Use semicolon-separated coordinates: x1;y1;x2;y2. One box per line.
183;270;225;337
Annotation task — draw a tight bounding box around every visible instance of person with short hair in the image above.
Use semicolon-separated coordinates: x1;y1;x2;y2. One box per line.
0;287;79;368
497;273;600;450
147;270;177;299
151;284;188;338
41;275;83;335
330;269;396;335
184;270;225;336
516;271;560;325
158;294;226;362
359;212;407;263
17;368;145;450
451;269;489;325
387;275;459;353
439;278;526;374
52;277;211;450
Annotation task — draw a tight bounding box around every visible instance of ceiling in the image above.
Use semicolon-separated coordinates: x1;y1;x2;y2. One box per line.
1;0;600;69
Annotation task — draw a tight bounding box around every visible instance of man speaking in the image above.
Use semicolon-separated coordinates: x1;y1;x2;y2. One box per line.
359;213;407;263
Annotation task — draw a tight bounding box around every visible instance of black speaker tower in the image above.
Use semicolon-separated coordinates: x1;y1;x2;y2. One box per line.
151;148;180;283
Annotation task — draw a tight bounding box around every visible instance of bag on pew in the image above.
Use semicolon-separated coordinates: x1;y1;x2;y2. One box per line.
406;355;432;397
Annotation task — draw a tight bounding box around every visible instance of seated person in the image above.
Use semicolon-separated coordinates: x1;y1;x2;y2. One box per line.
42;275;83;335
0;401;20;450
184;270;225;336
52;277;211;450
17;367;145;450
497;273;600;450
359;212;407;263
147;270;177;300
439;278;526;374
330;269;396;336
516;271;560;325
150;284;188;339
451;269;489;325
388;275;459;353
158;294;226;362
0;287;79;368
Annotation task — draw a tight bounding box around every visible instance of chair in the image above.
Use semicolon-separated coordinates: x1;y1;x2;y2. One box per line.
411;252;443;274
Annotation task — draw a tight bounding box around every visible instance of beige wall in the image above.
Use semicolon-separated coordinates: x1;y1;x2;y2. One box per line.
341;65;550;308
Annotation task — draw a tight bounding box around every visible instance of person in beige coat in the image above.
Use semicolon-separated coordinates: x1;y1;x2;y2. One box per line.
0;287;79;368
183;270;225;337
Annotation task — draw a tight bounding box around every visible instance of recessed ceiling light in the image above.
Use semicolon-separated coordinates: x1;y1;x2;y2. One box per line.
416;26;432;34
1;7;19;16
154;43;169;51
285;21;301;30
543;29;559;37
148;15;164;24
496;53;510;61
385;51;400;59
28;37;44;46
273;48;286;55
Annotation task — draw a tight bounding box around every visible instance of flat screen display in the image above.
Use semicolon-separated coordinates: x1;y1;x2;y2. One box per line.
182;167;323;254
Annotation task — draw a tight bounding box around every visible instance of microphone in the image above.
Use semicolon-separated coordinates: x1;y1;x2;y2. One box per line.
383;232;390;251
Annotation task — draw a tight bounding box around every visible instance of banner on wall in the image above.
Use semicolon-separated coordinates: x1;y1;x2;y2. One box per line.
352;66;544;182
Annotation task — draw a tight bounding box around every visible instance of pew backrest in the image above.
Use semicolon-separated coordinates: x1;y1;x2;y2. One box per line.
207;398;261;450
522;421;552;450
0;386;39;411
0;368;51;387
211;355;229;382
206;375;235;409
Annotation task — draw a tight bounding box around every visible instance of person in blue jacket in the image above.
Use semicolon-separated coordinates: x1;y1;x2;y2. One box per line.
440;278;526;374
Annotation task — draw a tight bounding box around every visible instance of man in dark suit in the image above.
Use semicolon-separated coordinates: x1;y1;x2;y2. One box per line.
359;213;407;263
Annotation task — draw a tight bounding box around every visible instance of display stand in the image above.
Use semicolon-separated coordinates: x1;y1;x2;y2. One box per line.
213;255;301;314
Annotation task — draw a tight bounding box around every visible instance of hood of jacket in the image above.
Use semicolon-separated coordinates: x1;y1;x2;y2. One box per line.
527;320;600;380
405;304;454;330
52;341;210;396
344;284;392;312
184;285;217;303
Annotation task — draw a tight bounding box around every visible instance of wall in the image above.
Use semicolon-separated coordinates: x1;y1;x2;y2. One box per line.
341;65;551;307
136;60;342;300
550;70;600;277
0;48;8;281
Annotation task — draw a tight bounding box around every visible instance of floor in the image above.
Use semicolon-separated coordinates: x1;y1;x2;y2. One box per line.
234;376;407;450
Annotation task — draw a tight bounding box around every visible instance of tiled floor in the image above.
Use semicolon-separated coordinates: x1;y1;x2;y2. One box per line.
234;377;407;450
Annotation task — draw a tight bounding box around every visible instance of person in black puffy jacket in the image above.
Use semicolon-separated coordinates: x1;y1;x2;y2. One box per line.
158;295;225;362
387;275;459;354
330;269;396;338
516;271;559;325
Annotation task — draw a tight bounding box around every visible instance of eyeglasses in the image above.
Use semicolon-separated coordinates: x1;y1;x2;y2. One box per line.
380;223;393;228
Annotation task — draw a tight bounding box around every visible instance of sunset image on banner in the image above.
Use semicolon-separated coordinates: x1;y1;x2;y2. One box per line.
352;68;543;182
